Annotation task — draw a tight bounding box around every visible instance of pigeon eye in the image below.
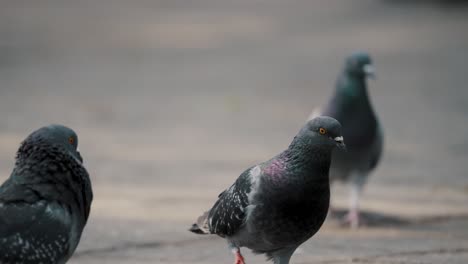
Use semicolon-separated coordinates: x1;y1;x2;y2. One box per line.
68;137;75;145
319;128;327;135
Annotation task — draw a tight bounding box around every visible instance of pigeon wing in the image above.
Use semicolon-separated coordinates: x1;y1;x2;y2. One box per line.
0;183;72;261
207;166;256;237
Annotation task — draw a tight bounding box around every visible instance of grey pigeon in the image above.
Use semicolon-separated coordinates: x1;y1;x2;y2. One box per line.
190;116;345;264
310;52;383;228
0;125;93;263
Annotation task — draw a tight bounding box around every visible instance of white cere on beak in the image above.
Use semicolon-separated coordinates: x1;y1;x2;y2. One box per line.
363;64;376;78
334;136;344;143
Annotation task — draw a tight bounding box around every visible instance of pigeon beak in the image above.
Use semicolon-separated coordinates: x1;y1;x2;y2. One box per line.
363;64;376;79
334;136;346;150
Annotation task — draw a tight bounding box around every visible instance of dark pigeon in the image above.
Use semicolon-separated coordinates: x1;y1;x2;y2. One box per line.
0;125;93;263
190;116;345;264
310;52;383;228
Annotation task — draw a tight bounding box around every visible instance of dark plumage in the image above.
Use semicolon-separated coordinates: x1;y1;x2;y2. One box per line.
190;117;345;264
310;52;383;228
0;125;93;263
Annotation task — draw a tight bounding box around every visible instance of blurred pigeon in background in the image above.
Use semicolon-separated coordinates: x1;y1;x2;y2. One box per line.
0;125;93;263
310;52;383;228
190;116;345;264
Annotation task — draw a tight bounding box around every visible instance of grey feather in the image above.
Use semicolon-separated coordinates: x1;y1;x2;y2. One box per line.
0;124;93;263
190;117;344;263
311;52;383;227
320;52;383;184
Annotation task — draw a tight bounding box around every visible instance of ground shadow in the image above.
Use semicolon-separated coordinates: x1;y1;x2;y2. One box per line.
327;208;468;228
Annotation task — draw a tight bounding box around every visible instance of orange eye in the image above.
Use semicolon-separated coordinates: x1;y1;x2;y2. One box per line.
319;128;327;135
68;137;75;145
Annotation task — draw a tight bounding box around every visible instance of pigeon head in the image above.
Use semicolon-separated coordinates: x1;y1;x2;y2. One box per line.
344;52;375;79
294;116;345;151
19;124;83;163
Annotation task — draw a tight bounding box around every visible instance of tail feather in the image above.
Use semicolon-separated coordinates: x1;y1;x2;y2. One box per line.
189;211;210;235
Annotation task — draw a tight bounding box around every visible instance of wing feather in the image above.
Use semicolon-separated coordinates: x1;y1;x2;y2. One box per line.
0;183;72;262
207;166;256;237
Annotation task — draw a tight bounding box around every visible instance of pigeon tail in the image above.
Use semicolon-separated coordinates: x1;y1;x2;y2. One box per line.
189;211;210;234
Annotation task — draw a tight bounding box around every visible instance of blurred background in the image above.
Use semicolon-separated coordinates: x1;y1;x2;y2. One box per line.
1;0;468;263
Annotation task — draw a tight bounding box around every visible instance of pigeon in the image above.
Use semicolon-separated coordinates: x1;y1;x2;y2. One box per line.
190;116;345;264
309;52;383;228
0;124;93;263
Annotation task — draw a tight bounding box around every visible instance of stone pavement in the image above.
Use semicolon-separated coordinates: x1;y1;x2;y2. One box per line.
0;0;467;263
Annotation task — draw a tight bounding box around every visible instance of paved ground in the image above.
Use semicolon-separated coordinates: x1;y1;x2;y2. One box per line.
1;0;468;263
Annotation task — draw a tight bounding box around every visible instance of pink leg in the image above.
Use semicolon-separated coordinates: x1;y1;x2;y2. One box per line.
341;179;364;228
232;248;246;264
328;183;337;218
343;207;360;228
328;204;337;219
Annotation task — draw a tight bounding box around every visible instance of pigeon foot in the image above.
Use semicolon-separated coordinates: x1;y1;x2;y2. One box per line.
341;209;360;229
233;249;246;264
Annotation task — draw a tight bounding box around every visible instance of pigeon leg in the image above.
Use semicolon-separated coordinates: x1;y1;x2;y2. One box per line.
328;203;336;219
345;206;360;229
327;182;336;218
232;247;246;264
342;174;366;228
